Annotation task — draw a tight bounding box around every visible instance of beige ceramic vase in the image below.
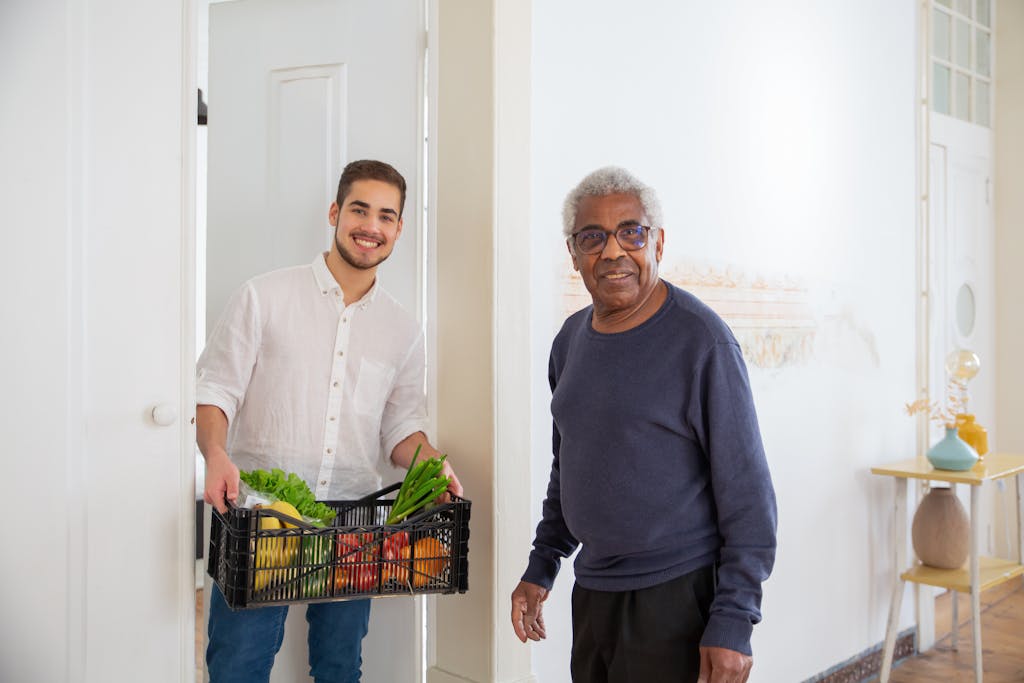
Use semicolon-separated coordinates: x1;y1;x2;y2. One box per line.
911;487;969;569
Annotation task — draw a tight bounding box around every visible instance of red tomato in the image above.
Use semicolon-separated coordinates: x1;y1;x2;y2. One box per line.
382;531;410;560
351;564;377;592
382;531;411;582
334;532;379;593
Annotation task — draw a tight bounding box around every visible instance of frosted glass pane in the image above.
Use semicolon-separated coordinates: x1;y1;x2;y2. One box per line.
955;19;970;68
977;0;991;27
933;9;951;61
933;63;951;115
955;71;970;121
975;79;990;127
976;29;991;77
954;0;971;17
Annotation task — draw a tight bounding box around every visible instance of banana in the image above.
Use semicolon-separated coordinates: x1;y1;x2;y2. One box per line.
253;504;300;593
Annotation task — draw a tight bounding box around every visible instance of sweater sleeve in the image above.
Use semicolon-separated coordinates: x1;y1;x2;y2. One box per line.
521;350;580;589
687;342;777;656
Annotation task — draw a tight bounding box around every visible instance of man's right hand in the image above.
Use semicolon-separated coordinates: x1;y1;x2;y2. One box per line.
511;580;549;643
203;448;239;514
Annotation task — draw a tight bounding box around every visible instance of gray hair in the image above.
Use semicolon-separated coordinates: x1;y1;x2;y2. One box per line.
561;166;664;238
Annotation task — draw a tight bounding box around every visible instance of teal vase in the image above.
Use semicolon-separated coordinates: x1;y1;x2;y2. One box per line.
927;427;979;471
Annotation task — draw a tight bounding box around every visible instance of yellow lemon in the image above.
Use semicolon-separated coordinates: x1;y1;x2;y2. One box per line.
267;500;302;528
253;504;299;592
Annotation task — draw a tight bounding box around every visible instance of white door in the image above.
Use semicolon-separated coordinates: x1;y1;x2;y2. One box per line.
206;0;425;332
2;1;195;681
927;115;995;446
925;111;995;653
205;2;425;681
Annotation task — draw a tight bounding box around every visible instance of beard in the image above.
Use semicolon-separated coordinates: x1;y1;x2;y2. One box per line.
334;230;392;271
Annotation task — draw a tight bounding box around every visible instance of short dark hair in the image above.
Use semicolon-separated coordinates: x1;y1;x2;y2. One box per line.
335;159;408;218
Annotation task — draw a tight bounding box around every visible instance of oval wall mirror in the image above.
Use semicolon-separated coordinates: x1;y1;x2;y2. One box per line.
956;282;976;337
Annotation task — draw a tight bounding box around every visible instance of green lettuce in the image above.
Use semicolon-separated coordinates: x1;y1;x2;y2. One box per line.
239;468;336;526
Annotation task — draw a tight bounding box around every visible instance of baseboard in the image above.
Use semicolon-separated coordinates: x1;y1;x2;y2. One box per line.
426;667;537;683
802;629;916;683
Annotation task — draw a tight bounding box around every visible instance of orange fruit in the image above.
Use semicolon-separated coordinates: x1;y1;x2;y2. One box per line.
401;537;448;588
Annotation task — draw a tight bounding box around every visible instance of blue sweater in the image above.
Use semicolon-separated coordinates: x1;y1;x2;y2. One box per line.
522;282;777;655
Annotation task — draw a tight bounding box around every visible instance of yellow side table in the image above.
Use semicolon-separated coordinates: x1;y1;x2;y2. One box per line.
870;453;1024;682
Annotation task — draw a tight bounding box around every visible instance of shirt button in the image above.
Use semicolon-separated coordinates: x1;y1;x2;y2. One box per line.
332;381;339;387
320;480;327;485
326;448;333;454
342;317;348;323
329;416;336;421
337;351;343;357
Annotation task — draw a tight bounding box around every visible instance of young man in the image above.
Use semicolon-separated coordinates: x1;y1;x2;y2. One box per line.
511;166;776;683
198;159;461;683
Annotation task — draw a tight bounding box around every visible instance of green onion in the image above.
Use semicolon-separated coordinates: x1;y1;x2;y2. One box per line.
385;452;451;524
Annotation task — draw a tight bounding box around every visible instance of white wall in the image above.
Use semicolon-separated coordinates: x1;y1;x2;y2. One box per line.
994;0;1024;561
432;1;496;680
529;2;918;681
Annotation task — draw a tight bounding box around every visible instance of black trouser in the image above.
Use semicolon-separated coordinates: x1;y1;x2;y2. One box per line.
570;564;716;683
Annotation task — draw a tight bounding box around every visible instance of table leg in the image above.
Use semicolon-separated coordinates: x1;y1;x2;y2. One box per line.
970;484;982;682
951;589;958;650
1017;474;1023;589
881;477;908;683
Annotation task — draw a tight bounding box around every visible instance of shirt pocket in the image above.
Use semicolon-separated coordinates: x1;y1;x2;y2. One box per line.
353;359;395;417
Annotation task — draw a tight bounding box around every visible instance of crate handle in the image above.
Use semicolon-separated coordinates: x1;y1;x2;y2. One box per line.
219;499;318;530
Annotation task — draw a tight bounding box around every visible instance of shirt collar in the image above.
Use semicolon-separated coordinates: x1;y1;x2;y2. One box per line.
311;253;379;309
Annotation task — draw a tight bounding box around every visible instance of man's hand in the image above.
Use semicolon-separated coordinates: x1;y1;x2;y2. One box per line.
510;580;549;643
196;405;237;513
697;646;752;683
203;448;239;514
391;432;464;497
439;458;463;498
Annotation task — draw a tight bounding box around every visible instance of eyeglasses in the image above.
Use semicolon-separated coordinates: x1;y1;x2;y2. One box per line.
570;225;656;255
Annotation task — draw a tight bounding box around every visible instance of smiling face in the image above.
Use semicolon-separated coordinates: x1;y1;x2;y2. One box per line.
328;179;404;271
569;192;664;325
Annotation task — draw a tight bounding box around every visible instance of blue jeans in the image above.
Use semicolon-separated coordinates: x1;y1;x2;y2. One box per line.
207;584;371;683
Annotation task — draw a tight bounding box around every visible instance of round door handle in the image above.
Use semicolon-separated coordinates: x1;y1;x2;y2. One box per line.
151;404;178;427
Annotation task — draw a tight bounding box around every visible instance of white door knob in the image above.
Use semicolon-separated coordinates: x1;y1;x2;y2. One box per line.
151;404;178;427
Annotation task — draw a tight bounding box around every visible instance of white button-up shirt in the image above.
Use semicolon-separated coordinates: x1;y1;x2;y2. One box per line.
197;254;428;500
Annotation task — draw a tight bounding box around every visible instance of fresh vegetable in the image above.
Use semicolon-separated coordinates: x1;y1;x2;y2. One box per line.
240;468;336;525
253;501;300;591
385;446;452;525
300;535;333;598
401;536;449;588
382;531;411;582
334;532;379;594
266;499;301;527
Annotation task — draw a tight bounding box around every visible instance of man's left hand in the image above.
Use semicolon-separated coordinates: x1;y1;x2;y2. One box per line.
697;646;752;683
440;458;463;497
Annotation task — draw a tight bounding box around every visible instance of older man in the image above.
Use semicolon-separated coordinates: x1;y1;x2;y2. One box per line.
511;167;777;683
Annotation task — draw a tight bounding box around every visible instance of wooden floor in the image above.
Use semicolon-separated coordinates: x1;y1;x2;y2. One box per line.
196;589;203;683
889;581;1024;682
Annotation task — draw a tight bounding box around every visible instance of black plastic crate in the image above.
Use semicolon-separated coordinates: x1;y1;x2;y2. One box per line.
208;482;470;609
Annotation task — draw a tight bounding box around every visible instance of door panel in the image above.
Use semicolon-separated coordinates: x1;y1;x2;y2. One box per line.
928;115;994;445
207;0;423;334
206;2;424;681
928;113;995;575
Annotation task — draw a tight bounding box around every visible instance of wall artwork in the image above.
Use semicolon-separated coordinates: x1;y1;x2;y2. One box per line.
561;257;880;373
